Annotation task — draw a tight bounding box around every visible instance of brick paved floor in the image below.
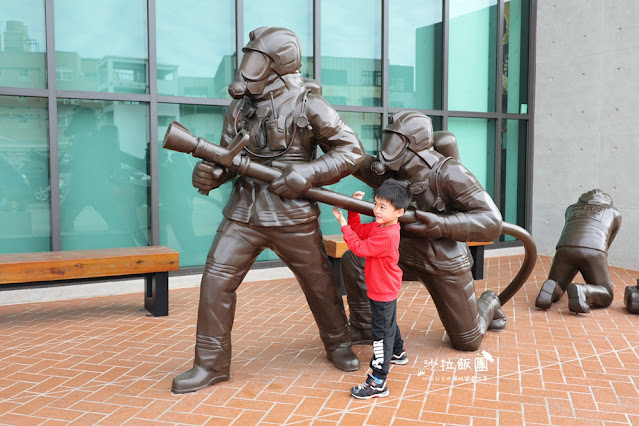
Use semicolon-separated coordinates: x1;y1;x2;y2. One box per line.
1;254;639;425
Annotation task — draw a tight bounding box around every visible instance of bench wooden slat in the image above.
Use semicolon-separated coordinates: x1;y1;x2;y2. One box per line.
0;246;179;285
468;241;493;247
323;235;351;259
322;234;492;281
322;234;492;259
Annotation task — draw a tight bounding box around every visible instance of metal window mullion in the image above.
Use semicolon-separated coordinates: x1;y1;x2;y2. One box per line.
388;107;445;118
156;95;232;106
334;105;384;113
525;0;538;233
442;0;449;129
45;0;60;251
55;90;150;102
148;0;159;246
0;87;48;97
381;0;389;135
494;0;504;219
314;0;321;81
236;0;244;70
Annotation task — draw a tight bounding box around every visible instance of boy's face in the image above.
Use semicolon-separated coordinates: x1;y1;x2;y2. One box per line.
373;196;404;227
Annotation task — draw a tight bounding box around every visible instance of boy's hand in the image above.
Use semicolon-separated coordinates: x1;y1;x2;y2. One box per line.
332;207;347;227
353;191;365;200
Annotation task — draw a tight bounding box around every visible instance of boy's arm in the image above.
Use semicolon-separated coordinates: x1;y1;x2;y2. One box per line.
342;226;390;258
346;211;370;240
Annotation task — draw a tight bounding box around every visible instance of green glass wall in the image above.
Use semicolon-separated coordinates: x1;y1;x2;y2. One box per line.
158;104;228;267
58;100;150;250
449;0;498;112
500;119;527;240
321;0;382;107
0;96;50;253
54;0;149;93
448;117;496;196
0;2;47;89
156;0;235;98
389;0;443;109
0;0;534;264
503;0;530;114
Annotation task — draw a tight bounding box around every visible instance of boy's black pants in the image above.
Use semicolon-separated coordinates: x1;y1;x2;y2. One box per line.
369;298;404;381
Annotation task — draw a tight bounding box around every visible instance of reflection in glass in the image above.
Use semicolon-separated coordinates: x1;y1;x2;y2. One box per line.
319;112;381;236
156;0;235;98
0;96;50;253
447;117;496;196
158;104;228;267
58;100;150;250
500;119;526;240
449;0;497;112
503;0;530;114
389;0;442;109
244;0;314;79
0;2;47;89
54;0;148;93
321;0;382;107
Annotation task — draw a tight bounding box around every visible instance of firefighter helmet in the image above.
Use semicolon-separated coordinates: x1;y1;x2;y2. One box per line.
244;27;302;76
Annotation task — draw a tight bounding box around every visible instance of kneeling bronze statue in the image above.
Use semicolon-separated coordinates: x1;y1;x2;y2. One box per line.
535;189;621;313
339;111;536;351
624;279;639;314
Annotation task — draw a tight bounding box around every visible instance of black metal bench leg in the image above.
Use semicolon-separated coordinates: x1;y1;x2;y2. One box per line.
470;246;485;281
145;272;169;317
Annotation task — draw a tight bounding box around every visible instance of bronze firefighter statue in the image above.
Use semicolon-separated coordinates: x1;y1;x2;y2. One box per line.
535;189;621;313
165;27;365;394
339;111;536;351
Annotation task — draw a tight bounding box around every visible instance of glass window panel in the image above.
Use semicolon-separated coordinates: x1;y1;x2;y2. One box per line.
244;0;314;79
503;0;530;114
449;0;497;112
58;100;150;250
321;0;382;107
156;0;235;98
54;0;148;93
389;0;442;109
500;119;527;240
158;104;228;267
447;117;496;196
0;96;50;253
319;112;381;236
0;2;47;89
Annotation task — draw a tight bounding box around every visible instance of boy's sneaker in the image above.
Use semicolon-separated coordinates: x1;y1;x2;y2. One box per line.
350;373;389;399
391;349;408;365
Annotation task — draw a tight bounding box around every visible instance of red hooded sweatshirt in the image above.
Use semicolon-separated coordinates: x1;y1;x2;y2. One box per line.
341;212;402;302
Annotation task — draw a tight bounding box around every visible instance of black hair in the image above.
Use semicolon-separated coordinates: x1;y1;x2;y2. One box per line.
374;178;412;210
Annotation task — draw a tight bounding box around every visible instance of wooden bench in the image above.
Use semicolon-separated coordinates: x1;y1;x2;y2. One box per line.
0;246;179;317
323;235;492;294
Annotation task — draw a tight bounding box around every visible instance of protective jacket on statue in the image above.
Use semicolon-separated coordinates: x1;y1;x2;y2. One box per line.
168;27;365;394
342;111;510;352
535;189;621;313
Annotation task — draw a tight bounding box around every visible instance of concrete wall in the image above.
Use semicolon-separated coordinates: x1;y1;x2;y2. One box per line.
533;0;639;270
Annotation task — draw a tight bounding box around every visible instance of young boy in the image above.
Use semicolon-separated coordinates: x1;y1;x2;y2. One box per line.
332;178;412;399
